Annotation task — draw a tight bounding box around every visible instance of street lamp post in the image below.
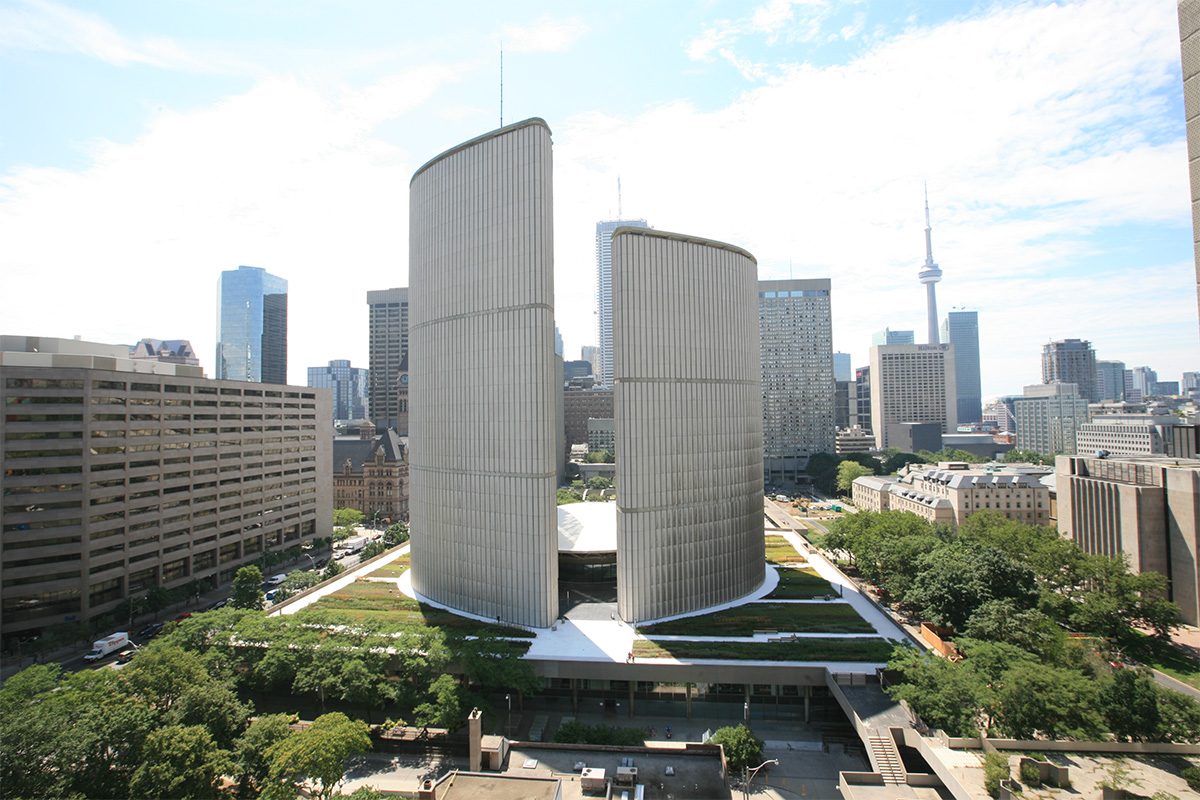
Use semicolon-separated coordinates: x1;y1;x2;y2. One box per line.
743;759;779;800
506;693;511;737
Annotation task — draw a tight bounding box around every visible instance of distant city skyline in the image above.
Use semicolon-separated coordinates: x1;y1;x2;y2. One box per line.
0;1;1196;395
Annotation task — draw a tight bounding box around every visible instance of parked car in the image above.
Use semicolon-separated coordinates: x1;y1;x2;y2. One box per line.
172;612;192;622
137;622;164;639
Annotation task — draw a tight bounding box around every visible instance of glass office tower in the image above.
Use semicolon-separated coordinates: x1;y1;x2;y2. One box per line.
216;266;288;384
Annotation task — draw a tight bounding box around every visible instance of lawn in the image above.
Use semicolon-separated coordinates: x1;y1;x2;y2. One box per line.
638;601;874;636
764;536;806;564
766;567;835;599
307;579;535;638
633;637;896;662
1126;632;1200;690
368;553;411;578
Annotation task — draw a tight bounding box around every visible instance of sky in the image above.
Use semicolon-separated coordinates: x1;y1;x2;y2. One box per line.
0;0;1196;399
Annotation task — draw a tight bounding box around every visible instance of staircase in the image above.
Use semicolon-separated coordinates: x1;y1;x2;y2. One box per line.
867;733;905;784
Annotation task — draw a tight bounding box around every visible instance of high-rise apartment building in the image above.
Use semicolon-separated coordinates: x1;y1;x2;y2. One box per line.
613;227;764;623
596;219;649;387
941;310;981;424
854;366;871;432
868;343;957;451
1041;339;1097;402
366;287;409;432
833;352;852;382
759;279;835;482
871;328;915;345
1014;382;1089;455
408;118;559;629
1128;366;1158;399
307;359;368;422
1096;360;1127;402
216;266;288;384
580;345;599;377
0;336;330;645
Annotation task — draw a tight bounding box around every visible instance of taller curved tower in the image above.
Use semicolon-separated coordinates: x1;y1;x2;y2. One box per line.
407;119;559;628
919;186;943;345
612;228;765;624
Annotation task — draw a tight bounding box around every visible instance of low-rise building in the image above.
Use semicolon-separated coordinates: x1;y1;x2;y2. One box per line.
585;417;614;454
851;462;1053;527
332;421;408;524
835;426;875;455
1076;414;1199;459
1057;454;1200;625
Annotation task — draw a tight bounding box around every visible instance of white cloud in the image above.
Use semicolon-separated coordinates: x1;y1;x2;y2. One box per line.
0;0;247;73
500;16;588;54
687;0;832;71
551;0;1195;393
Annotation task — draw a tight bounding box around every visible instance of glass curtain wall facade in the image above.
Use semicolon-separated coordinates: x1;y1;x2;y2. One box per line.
216;266;288;384
307;359;368;422
941;311;982;425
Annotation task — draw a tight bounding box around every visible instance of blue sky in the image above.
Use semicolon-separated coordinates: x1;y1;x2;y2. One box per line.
0;0;1195;397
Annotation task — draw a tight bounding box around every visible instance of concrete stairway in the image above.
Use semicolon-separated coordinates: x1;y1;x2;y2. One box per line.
867;733;905;784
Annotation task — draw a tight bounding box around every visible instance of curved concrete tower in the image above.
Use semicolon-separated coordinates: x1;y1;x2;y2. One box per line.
612;228;765;623
408;119;559;628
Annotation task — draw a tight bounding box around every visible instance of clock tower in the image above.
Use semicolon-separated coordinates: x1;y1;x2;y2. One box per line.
395;352;409;435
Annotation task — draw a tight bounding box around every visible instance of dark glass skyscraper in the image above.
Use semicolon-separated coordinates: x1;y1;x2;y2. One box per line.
941;310;982;425
216;266;288;384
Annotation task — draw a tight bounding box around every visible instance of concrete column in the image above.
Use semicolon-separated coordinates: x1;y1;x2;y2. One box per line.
572;678;578;712
628;682;635;718
467;707;482;772
804;685;811;723
686;683;693;720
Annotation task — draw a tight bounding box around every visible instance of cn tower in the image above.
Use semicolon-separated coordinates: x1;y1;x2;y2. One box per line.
918;185;943;344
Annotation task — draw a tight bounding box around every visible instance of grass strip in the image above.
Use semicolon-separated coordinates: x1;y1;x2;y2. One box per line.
368;554;411;578
766;567;835;599
638;601;873;635
633;637;895;662
307;579;535;638
764;537;806;564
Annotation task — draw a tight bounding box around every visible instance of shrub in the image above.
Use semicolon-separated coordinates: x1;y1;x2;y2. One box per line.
1019;759;1041;787
1182;766;1200;792
983;752;1009;798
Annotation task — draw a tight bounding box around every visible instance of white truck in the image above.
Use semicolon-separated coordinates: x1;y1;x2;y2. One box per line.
83;632;129;662
339;535;369;555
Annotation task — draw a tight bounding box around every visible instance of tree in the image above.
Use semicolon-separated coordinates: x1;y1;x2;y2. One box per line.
414;673;464;729
1156;687;1200;743
123;645;212;713
885;647;985;736
360;540;389;560
882;451;927;474
383;522;409;546
586;476;612;491
1002;449;1053;465
322;561;346;581
1099;668;1161;741
963;599;1065;660
836;461;873;494
994;662;1104;740
235;714;295;790
333;508;366;528
709;724;764;774
169;682;252;749
231;565;266;610
128;725;232;800
904;542;1037;630
262;712;371;800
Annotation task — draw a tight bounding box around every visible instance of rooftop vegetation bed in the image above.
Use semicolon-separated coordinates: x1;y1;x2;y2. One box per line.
638;601;874;636
368;553;411;578
307;579;535;638
633;637;895;662
766;567;835;599
764;537;807;564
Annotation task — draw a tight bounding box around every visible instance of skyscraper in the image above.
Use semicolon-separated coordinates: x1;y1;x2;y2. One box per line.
1130;366;1159;398
408;118;559;629
869;343;957;450
366;287;409;432
759;279;835;482
308;359;369;422
613;227;765;623
918;188;943;345
833;352;852;382
854;365;872;432
1095;360;1127;402
871;328;915;345
1015;382;1089;455
941;310;981;424
1042;339;1098;402
216;265;287;383
596;218;648;387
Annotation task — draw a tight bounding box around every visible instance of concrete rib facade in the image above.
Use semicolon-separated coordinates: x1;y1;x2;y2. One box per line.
407;119;559;628
612;228;765;623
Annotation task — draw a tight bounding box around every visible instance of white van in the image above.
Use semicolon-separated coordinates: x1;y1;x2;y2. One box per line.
265;573;288;586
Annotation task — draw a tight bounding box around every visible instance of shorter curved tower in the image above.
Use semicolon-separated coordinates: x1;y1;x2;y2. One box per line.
612;228;765;623
919;186;943;345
